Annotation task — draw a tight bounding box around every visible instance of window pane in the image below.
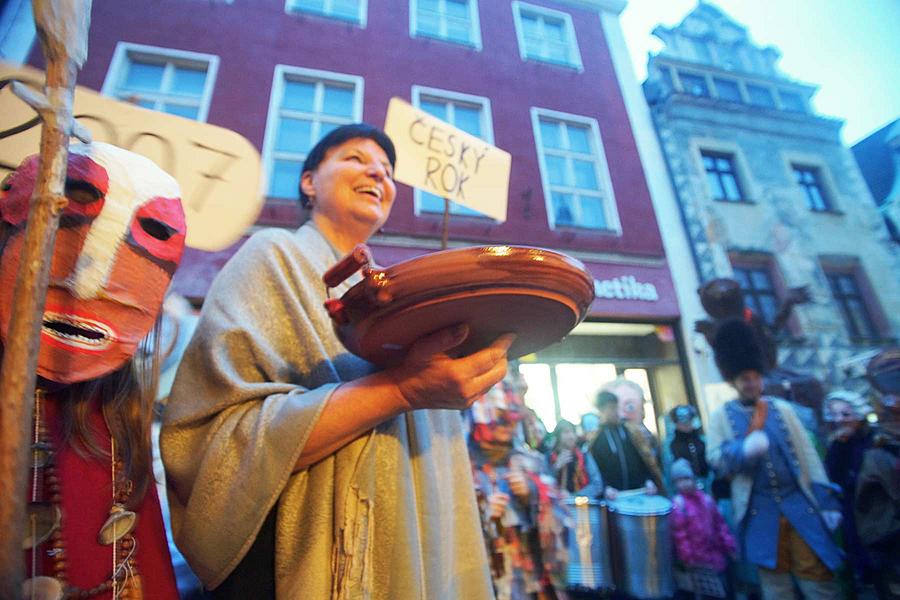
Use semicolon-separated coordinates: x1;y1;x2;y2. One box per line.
417;12;441;36
732;268;750;288
269;159;301;198
454;105;481;136
713;77;741;102
123;61;164;92
747;84;775;108
540;120;562;149
553;192;575;225
721;174;741;200
282;80;316;112
572;159;598;189
446;20;471;43
679;72;709;97
331;0;359;20
162;103;199;119
275;117;313;153
319;121;340;138
543;19;565;42
519;363;557;431
322;85;354;117
706;172;725;200
749;270;772;290
847;300;875;337
567;126;590;153
578;196;606;229
556;363;618;426
545;155;567;185
170;66;206;96
759;296;778;324
420;99;448;120
446;0;468;19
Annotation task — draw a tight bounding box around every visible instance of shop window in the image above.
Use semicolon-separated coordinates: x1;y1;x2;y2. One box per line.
512;1;582;70
823;268;879;342
102;42;218;122
411;0;481;48
262;66;362;199
532;109;617;231
412;86;493;217
678;71;709;97
701;151;744;202
793;165;832;212
286;0;366;25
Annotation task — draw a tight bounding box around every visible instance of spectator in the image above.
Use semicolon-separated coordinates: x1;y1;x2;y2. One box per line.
548;419;603;497
588;387;664;500
670;458;737;600
855;348;900;599
665;404;712;492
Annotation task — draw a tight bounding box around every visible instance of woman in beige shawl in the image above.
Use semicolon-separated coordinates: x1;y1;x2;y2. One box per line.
161;124;513;599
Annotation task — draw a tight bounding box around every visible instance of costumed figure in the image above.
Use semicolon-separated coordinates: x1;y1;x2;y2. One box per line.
695;278;823;436
706;318;843;600
547;419;602;496
1;143;185;599
589;385;664;500
822;390;876;592
469;382;569;600
670;458;736;600
161;124;512;598
854;348;900;599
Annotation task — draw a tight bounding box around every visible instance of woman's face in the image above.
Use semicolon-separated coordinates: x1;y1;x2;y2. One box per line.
301;138;396;237
826;399;860;435
558;427;577;450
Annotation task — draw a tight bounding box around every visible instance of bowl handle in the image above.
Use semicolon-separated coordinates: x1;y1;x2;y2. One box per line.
323;244;374;288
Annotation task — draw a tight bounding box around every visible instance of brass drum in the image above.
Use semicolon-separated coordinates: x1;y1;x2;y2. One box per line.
323;244;595;367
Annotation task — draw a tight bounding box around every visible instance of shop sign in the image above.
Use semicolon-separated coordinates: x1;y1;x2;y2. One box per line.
594;276;659;302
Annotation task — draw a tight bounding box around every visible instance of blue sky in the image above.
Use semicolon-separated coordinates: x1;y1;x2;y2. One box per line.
619;0;900;144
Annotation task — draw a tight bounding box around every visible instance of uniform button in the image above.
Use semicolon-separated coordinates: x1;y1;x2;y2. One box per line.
774;496;782;503
766;462;774;469
807;507;815;514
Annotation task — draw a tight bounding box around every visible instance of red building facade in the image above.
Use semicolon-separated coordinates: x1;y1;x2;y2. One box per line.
26;0;692;431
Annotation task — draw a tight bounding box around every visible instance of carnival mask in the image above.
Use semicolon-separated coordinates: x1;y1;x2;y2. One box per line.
0;143;185;384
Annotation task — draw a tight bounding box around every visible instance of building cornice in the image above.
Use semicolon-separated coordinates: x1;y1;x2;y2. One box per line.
550;0;628;17
648;54;818;92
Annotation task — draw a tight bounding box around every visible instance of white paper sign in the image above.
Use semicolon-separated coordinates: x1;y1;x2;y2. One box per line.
384;97;511;222
0;63;263;252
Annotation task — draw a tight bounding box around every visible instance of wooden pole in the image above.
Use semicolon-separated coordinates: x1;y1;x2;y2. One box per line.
441;197;450;250
0;2;91;596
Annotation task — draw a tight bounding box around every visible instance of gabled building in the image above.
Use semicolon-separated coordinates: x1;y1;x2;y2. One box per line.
643;2;900;408
5;0;699;435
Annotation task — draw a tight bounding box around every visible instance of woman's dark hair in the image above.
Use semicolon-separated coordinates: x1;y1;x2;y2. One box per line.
298;123;397;209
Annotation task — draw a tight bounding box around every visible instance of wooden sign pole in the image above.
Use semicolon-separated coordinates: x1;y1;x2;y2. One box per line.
441;197;450;250
0;1;91;596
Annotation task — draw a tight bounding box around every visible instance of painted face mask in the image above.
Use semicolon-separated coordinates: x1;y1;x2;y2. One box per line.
0;142;185;384
470;380;526;445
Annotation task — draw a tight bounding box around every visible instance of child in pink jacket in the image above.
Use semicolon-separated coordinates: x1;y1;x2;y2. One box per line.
671;458;737;599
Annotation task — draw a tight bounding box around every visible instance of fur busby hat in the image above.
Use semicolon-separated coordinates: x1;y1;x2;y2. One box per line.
712;318;767;381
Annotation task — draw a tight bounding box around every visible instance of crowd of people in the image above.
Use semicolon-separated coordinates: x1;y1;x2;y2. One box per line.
3;123;898;600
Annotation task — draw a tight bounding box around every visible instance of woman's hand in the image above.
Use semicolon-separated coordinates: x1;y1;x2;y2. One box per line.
388;325;515;411
554;449;573;471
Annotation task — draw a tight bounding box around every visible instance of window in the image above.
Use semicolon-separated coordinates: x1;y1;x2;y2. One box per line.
532;109;616;230
701;151;744;202
713;77;741;103
823;269;879;341
102;43;218;121
262;66;362;199
793;165;831;212
779;90;806;113
732;265;779;325
746;83;776;108
678;71;709;97
411;0;481;48
286;0;366;25
412;86;493;217
512;1;582;70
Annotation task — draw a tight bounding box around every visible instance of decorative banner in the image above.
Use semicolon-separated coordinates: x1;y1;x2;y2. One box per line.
0;62;263;251
384;97;511;222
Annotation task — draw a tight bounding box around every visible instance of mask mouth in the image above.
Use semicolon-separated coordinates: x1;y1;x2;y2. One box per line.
42;311;114;351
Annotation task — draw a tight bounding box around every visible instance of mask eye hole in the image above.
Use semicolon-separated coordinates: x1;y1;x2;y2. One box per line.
139;217;175;241
64;179;103;204
1;175;12;192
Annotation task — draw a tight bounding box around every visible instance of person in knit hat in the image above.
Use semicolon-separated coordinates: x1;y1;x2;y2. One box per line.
706;318;843;600
670;458;736;599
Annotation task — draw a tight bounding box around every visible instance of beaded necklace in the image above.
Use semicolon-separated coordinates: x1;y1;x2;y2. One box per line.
23;390;142;600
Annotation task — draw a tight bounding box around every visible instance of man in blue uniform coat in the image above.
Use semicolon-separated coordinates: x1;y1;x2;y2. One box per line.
706;319;843;599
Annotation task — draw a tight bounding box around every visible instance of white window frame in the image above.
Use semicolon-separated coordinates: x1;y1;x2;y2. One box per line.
411;85;495;218
511;1;583;71
779;150;844;214
530;107;619;232
409;0;482;50
101;42;219;122
689;137;759;204
260;65;364;200
285;0;368;27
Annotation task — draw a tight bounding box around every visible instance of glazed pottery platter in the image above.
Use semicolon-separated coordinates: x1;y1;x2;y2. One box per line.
323;245;595;368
